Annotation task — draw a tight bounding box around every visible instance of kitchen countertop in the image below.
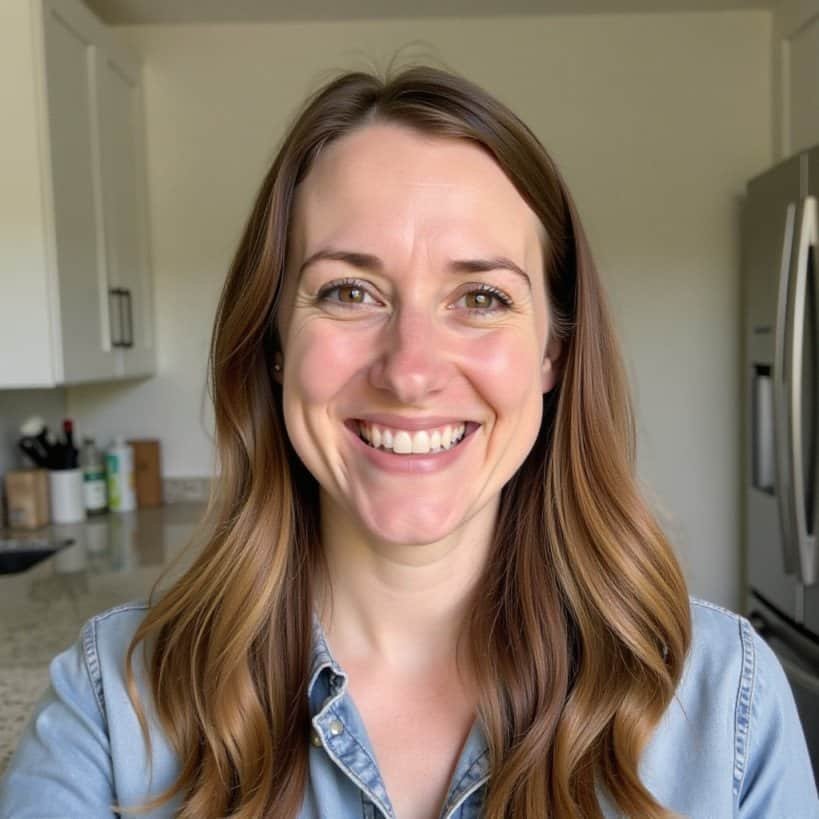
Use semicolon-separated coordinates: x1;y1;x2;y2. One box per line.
0;502;206;773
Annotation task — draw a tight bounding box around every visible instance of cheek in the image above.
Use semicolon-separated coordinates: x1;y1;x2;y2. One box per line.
285;323;369;406
463;330;543;412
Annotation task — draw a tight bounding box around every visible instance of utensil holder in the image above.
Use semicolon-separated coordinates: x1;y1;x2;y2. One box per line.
48;469;87;524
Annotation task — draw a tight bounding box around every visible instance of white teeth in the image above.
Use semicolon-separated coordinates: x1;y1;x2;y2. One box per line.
393;431;412;454
412;430;430;454
357;421;469;454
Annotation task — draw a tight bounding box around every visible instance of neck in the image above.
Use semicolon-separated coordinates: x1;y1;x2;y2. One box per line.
315;492;496;677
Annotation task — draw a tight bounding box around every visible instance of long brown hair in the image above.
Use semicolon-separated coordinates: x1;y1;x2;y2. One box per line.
125;64;690;818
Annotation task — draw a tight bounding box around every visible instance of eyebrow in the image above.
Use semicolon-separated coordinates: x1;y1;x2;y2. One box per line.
298;248;532;288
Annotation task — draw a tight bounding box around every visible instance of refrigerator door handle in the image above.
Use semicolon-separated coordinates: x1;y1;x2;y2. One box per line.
774;202;799;576
787;197;817;585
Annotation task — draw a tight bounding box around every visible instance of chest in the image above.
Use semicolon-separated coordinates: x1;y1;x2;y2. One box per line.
348;675;478;819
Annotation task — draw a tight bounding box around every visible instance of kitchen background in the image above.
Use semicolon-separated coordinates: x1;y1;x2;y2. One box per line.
1;3;818;621
2;0;819;785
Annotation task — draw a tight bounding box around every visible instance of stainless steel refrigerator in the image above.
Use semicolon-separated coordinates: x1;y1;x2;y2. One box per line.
742;143;819;778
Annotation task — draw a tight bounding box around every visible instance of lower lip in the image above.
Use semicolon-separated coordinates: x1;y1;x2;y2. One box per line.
346;423;478;475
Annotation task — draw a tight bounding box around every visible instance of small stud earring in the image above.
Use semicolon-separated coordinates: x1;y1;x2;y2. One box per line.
273;361;282;373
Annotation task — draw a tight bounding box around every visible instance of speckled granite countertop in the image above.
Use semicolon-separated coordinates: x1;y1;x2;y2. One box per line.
0;502;205;773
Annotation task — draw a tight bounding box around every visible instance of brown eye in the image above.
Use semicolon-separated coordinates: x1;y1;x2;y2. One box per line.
317;279;379;308
464;291;494;309
457;286;512;313
338;285;364;303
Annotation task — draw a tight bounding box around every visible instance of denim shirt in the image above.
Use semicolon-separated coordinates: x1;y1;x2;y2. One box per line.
1;597;817;818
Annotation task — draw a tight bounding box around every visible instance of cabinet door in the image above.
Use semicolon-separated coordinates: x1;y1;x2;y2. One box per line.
787;13;819;156
96;49;156;379
0;0;54;387
41;0;115;383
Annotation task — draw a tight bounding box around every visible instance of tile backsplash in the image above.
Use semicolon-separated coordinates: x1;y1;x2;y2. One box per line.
163;477;212;504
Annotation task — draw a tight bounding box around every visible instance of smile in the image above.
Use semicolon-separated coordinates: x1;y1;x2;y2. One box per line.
355;420;470;454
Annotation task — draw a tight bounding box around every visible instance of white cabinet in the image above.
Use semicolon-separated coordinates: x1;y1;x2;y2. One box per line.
0;0;155;388
95;43;155;378
786;15;819;155
772;1;819;158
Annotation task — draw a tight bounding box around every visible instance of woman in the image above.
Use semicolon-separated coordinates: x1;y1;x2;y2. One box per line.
1;65;816;819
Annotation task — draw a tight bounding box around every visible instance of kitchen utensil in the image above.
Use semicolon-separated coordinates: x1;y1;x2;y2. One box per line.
17;437;49;468
19;416;58;468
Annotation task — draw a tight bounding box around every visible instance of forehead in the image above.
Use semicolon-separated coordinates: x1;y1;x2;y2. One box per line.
289;123;546;261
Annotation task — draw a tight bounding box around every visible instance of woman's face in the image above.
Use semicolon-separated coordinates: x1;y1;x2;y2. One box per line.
278;122;560;547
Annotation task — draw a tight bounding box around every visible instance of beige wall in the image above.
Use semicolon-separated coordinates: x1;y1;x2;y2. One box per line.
66;10;771;608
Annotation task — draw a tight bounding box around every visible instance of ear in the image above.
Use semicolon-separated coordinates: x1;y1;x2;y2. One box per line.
541;336;562;394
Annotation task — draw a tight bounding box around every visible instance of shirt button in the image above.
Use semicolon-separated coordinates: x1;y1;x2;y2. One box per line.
310;730;322;747
328;718;344;736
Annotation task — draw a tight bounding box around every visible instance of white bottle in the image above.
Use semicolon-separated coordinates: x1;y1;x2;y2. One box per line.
105;436;137;512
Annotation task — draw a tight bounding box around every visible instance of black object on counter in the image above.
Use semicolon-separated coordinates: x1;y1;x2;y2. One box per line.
0;536;74;574
17;417;79;470
62;419;78;469
17;437;49;468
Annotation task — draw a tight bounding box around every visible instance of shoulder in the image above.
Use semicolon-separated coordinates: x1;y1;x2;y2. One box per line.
684;597;787;714
682;597;771;720
675;596;755;714
80;599;150;650
82;598;151;636
673;597;753;717
688;595;748;641
677;598;816;805
685;597;751;676
640;596;818;815
76;600;151;715
1;602;183;813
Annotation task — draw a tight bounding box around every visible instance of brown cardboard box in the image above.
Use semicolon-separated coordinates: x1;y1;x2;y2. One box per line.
128;439;163;507
4;469;50;529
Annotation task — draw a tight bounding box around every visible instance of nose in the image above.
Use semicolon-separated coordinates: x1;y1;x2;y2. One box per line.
367;305;451;404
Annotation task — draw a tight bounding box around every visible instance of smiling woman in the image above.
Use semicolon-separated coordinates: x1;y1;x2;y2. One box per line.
276;123;555;548
1;65;816;819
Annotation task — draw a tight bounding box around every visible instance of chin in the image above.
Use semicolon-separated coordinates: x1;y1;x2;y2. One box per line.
357;504;465;547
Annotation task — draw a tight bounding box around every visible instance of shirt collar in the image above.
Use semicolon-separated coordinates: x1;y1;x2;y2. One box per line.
306;610;490;780
308;610;348;712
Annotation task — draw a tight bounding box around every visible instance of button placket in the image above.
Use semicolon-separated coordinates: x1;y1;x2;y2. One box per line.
317;709;394;818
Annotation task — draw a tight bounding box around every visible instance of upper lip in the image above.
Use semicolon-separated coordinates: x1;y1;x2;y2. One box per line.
352;414;473;431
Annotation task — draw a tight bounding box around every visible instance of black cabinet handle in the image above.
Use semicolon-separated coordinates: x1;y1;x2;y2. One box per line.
122;288;133;348
108;288;133;348
108;287;122;347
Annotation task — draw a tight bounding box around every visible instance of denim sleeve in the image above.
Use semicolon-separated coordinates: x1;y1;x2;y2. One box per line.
0;623;116;818
738;627;819;817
